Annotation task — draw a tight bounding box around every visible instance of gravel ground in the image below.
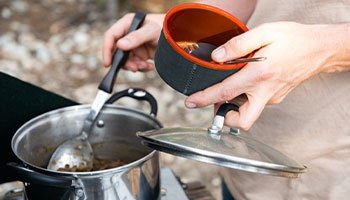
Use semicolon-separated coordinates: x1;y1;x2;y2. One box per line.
0;0;222;199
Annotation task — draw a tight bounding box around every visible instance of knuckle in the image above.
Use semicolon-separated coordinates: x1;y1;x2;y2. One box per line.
219;87;236;101
124;13;134;19
254;23;275;42
255;70;274;82
269;96;283;105
103;31;111;38
254;64;281;82
227;37;243;56
256;23;272;31
239;120;252;131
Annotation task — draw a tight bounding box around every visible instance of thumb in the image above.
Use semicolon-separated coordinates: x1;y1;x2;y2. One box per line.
211;27;271;62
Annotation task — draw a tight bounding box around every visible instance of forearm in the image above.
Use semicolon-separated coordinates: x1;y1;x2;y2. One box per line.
196;0;257;24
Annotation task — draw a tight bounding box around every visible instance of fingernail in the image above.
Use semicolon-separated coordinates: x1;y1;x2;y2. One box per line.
213;47;226;60
138;65;144;70
185;102;197;108
119;39;131;47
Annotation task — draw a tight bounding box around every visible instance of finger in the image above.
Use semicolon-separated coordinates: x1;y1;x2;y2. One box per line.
136;61;155;71
103;14;134;66
125;54;149;72
124;53;139;72
116;23;159;50
211;26;272;62
135;60;149;71
224;94;267;130
184;70;251;108
132;46;150;61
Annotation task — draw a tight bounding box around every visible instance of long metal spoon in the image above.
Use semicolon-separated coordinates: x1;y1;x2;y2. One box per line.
47;11;146;171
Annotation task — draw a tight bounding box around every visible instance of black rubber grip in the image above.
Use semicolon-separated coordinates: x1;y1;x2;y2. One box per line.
98;11;146;93
216;103;239;117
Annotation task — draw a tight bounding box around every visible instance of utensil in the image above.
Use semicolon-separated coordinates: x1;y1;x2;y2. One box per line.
182;42;266;64
10;88;162;200
137;103;307;178
47;11;146;171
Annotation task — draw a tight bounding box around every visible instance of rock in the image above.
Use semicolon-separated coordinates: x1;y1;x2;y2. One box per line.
1;7;12;18
2;41;30;61
86;55;99;70
70;54;85;65
0;60;22;77
10;21;29;32
68;66;89;80
18;32;36;45
36;46;51;64
72;83;98;104
77;23;90;33
48;34;63;46
124;71;145;83
0;33;15;47
59;38;73;54
11;0;29;13
73;31;90;52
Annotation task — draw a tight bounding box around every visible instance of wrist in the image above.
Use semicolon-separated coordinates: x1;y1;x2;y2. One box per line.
319;23;350;73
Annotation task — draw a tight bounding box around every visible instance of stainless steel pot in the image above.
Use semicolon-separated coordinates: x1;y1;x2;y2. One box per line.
8;88;162;200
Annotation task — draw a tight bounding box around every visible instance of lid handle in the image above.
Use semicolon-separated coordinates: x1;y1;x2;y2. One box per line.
208;103;239;135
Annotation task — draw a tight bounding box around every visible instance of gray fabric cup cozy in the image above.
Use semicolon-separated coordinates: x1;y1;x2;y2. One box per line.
154;31;239;96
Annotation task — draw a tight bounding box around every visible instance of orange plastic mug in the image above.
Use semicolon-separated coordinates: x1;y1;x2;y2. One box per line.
154;3;252;95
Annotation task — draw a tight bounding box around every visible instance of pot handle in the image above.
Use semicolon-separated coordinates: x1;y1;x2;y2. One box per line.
6;162;73;188
208;103;240;135
106;88;158;117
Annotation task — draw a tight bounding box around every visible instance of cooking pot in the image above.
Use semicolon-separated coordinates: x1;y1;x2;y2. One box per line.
154;3;253;95
8;88;162;200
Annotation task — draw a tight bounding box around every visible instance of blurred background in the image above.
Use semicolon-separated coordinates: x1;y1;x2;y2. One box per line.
0;0;222;199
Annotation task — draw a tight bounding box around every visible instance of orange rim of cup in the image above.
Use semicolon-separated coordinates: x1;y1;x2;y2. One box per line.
163;3;253;70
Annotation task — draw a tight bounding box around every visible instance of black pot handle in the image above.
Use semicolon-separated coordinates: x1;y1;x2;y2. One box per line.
216;103;239;117
7;162;74;188
106;88;158;116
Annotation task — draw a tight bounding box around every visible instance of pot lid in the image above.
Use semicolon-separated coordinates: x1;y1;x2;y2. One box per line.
137;103;307;178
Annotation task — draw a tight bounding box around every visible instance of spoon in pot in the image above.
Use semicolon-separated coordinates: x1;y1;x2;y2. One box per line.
47;11;146;171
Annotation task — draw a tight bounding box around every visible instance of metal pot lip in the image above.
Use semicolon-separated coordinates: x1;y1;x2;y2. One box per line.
18;150;159;177
12;104;161;176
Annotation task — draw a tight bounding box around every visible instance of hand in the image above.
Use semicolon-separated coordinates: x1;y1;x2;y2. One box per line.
184;22;350;130
103;13;164;72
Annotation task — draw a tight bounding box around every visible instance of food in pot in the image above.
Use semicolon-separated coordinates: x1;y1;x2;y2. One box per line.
56;157;126;172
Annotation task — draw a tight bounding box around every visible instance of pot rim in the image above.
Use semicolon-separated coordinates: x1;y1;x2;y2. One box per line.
12;104;161;176
163;3;253;70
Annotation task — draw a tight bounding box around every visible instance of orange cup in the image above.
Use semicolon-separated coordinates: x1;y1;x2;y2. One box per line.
155;3;252;95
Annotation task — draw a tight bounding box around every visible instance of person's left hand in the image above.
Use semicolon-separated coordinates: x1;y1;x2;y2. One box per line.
184;22;348;130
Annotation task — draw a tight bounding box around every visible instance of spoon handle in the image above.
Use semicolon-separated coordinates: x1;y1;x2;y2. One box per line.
98;11;146;93
224;57;267;64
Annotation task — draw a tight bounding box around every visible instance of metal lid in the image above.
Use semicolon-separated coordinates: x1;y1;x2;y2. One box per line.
137;104;307;178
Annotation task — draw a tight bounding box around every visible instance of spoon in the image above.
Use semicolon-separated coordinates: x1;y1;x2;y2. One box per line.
182;42;266;64
47;11;146;171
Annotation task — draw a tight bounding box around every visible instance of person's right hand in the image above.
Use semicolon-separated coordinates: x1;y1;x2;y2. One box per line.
103;13;164;72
